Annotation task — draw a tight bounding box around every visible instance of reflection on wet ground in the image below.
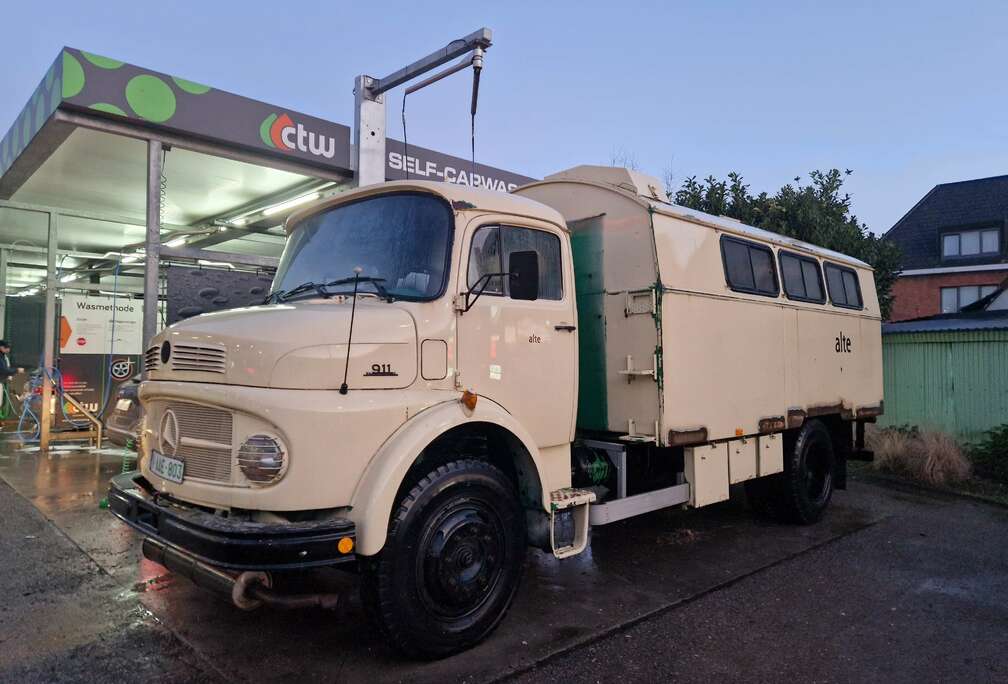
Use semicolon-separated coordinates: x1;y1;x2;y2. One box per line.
0;441;883;683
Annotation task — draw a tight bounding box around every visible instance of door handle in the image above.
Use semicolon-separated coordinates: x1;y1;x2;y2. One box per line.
554;324;576;332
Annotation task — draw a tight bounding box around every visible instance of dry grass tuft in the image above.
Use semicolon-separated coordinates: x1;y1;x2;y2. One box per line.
867;426;971;486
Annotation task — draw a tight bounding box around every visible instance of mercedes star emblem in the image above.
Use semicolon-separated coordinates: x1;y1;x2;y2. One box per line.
159;410;180;457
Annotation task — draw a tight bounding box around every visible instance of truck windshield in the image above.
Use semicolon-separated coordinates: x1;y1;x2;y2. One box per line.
271;192;453;302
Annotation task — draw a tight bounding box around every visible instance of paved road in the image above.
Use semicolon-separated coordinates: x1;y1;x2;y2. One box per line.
0;447;1005;682
510;477;1008;683
0;477;216;683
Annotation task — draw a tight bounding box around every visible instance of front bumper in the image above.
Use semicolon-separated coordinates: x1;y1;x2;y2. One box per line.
108;471;356;571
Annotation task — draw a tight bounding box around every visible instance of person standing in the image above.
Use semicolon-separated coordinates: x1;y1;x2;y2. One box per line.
0;341;15;381
0;341;16;426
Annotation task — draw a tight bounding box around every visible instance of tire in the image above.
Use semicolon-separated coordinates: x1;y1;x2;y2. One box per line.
745;420;835;524
360;459;526;659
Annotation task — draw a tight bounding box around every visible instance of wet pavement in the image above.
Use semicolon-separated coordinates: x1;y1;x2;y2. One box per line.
0;440;1004;682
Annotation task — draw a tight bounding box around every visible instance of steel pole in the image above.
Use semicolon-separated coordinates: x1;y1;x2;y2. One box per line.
353;75;386;187
39;212;57;453
143;140;162;354
0;248;7;339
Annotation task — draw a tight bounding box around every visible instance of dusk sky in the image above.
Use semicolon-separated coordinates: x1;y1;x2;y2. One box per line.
2;1;1005;234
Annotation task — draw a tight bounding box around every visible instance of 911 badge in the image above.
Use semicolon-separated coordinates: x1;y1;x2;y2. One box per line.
364;363;398;377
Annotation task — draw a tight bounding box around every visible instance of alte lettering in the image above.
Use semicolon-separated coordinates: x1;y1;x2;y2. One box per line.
835;332;852;353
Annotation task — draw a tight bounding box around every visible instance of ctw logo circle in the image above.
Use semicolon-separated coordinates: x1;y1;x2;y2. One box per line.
259;112;337;159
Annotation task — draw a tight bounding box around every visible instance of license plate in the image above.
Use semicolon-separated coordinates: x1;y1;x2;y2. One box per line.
115;398;133;411
150;450;185;484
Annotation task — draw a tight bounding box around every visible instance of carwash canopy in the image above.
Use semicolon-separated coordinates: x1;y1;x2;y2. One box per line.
0;47;532;449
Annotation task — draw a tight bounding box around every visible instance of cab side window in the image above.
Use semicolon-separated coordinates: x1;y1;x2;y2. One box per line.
468;225;563;300
467;226;504;295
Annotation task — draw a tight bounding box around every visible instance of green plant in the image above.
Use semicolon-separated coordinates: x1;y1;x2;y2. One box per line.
967;424;1008;484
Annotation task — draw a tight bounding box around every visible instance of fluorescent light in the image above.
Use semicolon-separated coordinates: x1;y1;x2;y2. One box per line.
198;259;233;268
60;274;79;283
231;217;247;226
262;192;320;216
23;288;38;296
121;255;140;264
165;236;187;248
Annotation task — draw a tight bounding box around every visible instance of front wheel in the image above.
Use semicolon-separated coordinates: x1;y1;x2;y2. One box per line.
360;459;526;659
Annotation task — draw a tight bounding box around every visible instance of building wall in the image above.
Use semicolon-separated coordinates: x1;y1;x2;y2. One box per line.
889;269;1008;321
878;329;1008;439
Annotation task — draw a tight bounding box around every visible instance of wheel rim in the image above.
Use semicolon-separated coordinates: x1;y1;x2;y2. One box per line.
417;499;506;620
803;440;833;505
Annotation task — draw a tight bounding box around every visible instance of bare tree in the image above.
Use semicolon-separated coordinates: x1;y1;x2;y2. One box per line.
607;148;640;171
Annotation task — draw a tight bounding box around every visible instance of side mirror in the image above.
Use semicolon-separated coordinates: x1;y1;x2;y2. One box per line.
508;251;539;301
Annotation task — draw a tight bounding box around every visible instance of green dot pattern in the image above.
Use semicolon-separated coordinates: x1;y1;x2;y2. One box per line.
81;51;125;69
62;52;85;98
125;75;177;122
172;77;211;95
89;102;128;116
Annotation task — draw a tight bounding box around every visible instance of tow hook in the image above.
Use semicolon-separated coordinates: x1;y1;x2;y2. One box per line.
141;538;343;611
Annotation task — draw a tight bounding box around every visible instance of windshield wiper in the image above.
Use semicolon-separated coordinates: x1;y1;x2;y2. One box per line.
277;281;331;303
267;276;394;305
323;276;393;302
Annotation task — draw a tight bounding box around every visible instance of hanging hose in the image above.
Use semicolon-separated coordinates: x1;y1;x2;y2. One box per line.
0;382;12;420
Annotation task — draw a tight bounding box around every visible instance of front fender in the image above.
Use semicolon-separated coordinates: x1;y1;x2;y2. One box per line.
349;397;556;556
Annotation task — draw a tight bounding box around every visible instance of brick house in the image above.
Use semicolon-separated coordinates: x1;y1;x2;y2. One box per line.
885;175;1008;321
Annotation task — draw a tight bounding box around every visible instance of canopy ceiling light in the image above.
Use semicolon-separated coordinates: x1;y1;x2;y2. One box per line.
261;192;321;217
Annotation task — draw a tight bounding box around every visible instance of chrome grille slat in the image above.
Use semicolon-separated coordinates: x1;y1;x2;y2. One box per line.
163;401;233;483
169;343;227;374
144;346;160;372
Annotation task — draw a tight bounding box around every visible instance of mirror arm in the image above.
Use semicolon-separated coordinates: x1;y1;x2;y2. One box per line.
463;271;510;312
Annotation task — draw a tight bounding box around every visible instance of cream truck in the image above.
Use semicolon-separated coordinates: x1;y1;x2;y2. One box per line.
108;165;883;658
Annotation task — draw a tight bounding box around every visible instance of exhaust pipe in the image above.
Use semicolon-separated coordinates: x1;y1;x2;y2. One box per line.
141;538;342;611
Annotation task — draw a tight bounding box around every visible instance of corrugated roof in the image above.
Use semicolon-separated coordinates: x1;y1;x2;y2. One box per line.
882;310;1008;334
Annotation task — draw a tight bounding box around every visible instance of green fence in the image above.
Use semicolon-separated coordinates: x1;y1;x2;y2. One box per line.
879;329;1008;440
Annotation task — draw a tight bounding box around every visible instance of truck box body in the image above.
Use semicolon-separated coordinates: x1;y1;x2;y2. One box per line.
515;167;884;447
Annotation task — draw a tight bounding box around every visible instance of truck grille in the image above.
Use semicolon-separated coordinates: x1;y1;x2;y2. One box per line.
166;401;233;482
170;344;227;374
144;346;160;372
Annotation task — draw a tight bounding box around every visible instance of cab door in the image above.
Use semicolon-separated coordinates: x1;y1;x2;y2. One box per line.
456;218;577;448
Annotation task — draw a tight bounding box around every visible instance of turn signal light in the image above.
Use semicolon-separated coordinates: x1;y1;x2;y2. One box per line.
460;390;478;411
337;537;354;554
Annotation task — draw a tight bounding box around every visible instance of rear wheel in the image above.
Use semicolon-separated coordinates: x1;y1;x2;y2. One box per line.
745;420;835;524
360;459;526;659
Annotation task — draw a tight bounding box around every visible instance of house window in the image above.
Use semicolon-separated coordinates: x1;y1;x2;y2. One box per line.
720;236;779;297
940;285;998;313
941;228;1000;258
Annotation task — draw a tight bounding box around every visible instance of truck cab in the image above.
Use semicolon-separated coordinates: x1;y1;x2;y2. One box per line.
110;181;582;658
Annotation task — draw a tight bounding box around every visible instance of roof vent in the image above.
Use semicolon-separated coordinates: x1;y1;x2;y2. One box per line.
544;165;667;202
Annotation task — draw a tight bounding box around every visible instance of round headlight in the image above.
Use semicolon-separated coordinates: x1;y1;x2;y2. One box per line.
160;341;171;364
238;435;286;484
